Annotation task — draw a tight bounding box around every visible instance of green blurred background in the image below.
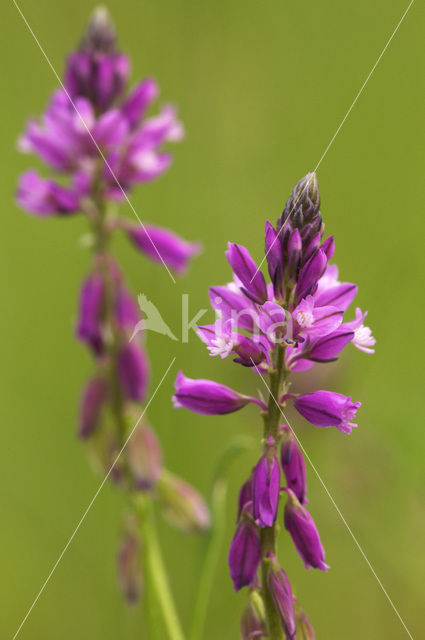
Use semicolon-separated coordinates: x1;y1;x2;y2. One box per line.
1;0;424;638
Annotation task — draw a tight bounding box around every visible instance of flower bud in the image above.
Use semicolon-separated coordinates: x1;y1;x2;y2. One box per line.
267;554;296;640
118;341;150;402
236;476;253;521
127;423;162;490
65;8;130;111
173;371;266;415
286;228;302;283
295;249;327;302
294;599;316;639
280;172;320;229
117;515;142;605
252;438;281;528
265;221;285;300
280;427;307;505
157;471;210;533
228;510;261;591
76;272;104;355
225;242;268;305
78;376;109;439
241;597;267;639
284;489;329;571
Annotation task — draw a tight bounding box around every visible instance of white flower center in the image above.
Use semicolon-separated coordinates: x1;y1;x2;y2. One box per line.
208;334;234;358
295;310;314;328
354;325;372;346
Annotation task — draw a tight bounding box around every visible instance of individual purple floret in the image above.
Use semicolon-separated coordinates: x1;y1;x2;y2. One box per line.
267;555;296;640
228;508;261;591
173;171;374;635
284;489;329;571
252;437;281;528
173;371;266;415
280;426;307;505
294;390;361;434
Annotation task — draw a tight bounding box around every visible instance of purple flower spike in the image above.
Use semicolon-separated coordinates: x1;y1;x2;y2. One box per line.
294;390;361;434
125;223;201;274
17;170;80;216
281;427;307;505
267;555;296;640
118;341;150;402
228;515;261;591
284;489;329;571
173;371;266;415
76;272;105;354
78;376;109;438
252;441;281;527
65;8;130;112
225;243;268;304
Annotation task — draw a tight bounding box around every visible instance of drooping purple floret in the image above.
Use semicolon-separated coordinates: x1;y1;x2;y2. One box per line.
294;390;361;434
267;555;296;640
172;371;266;415
252;443;281;528
280;427;308;505
228;515;261;591
284;489;329;572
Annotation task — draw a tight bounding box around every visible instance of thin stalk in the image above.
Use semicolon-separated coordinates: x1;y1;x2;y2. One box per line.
91;172;128;444
260;343;286;640
189;478;226;640
137;496;186;640
90;173;184;639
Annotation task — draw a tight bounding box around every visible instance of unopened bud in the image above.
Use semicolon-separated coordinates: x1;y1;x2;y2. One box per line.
294;598;316;639
127;423;162;490
241;596;267;639
117;515;142;605
157;471;210;533
267;554;296;640
78;376;109;438
81;7;117;53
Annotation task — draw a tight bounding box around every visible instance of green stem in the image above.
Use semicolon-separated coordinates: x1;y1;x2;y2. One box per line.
91;170;127;444
189;479;226;640
260;343;287;640
137;496;186;640
190;436;254;640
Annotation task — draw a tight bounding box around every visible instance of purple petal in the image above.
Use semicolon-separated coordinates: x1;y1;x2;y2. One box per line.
118;341;150;402
225;243;268;304
296;249;327;302
17;170;80;216
121;78;159;128
228;519;261;591
125;223;201;273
